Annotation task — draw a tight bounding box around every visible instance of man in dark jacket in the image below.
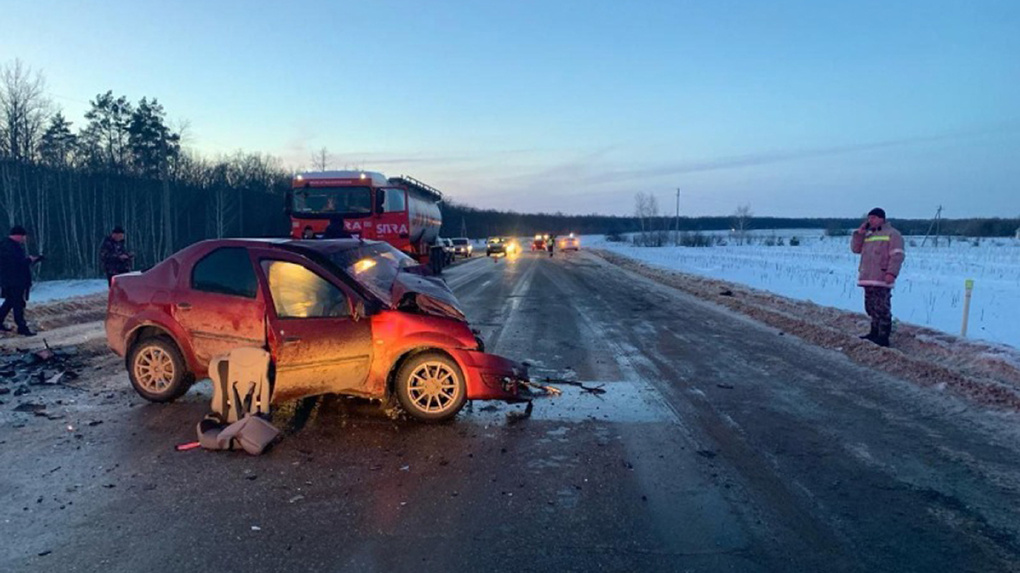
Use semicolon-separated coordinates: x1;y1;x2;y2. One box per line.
99;226;133;285
0;226;42;336
850;208;905;347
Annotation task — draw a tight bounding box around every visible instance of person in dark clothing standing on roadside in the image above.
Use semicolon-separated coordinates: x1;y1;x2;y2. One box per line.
0;226;43;336
323;218;352;239
850;208;905;347
100;226;133;285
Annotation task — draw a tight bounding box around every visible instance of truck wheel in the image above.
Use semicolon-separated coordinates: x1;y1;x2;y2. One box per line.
127;337;192;402
394;352;467;422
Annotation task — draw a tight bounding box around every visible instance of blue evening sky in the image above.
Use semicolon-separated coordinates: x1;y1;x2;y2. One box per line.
2;0;1017;218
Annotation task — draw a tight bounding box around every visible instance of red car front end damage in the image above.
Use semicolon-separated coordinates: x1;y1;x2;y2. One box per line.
106;238;530;422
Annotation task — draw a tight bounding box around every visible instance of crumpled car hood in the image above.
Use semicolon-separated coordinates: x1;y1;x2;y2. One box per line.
391;272;467;322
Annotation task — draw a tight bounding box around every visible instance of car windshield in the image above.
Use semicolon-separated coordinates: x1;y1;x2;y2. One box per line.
452;239;469;245
291;186;373;216
326;242;418;304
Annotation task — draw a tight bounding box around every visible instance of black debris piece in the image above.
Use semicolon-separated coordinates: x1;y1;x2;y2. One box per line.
719;289;734;297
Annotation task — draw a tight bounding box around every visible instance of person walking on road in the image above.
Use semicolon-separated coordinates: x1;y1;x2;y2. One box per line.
100;226;134;285
851;208;905;347
0;226;43;336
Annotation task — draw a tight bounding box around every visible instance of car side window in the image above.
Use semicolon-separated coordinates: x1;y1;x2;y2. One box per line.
191;247;258;298
261;260;350;319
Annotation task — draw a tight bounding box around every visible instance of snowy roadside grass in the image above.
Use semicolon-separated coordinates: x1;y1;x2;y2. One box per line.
589;247;1020;412
29;279;108;303
587;232;1020;350
3;292;108;334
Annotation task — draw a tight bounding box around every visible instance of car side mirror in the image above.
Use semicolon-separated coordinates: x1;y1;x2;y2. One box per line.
352;299;380;321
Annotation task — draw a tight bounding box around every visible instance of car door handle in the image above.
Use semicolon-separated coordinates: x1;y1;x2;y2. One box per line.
176;302;192;310
283;336;301;345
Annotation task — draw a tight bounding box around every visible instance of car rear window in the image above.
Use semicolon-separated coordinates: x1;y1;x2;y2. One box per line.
191;247;258;298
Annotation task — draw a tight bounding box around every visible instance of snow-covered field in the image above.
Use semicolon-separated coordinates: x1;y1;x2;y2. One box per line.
29;279;107;303
586;230;1020;349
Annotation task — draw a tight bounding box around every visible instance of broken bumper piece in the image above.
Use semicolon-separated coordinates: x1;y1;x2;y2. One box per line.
451;350;540;403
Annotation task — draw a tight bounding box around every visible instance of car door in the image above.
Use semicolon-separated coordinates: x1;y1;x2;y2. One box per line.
256;254;374;401
174;246;267;366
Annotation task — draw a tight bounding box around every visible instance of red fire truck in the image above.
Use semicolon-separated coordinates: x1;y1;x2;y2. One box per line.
286;171;448;273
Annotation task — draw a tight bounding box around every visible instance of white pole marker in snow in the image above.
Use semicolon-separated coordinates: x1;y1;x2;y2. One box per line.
961;279;974;338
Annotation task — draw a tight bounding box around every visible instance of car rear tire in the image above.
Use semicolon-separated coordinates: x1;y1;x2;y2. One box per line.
127;336;192;402
394;352;467;422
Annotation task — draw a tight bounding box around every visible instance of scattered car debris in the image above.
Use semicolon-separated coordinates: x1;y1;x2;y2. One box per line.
716;384;735;390
1;343;86;420
534;377;606;395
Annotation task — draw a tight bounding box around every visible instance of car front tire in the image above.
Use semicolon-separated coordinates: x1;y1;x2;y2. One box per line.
127;336;193;402
394;352;467;422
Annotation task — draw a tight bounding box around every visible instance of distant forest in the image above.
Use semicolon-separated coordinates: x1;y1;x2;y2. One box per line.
1;60;1017;280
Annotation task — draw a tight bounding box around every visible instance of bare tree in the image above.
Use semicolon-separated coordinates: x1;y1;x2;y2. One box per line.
634;191;659;233
310;146;331;171
0;59;51;161
633;191;661;246
733;204;753;245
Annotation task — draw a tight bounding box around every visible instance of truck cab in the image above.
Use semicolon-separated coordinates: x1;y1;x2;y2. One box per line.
286;171;447;273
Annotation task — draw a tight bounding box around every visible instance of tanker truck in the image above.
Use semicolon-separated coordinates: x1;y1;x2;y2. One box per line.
285;171;449;273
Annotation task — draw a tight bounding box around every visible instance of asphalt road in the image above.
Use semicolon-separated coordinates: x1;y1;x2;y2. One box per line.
3;250;1020;572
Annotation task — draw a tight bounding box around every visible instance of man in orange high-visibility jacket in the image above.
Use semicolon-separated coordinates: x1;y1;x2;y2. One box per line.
851;208;905;347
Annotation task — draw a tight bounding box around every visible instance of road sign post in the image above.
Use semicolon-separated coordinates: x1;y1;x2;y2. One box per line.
961;279;974;337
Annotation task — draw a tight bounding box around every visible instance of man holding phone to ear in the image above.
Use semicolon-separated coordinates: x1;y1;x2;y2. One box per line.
851;208;905;347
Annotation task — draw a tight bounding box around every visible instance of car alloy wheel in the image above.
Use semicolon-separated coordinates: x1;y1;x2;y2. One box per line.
127;337;192;402
396;352;466;422
134;345;176;392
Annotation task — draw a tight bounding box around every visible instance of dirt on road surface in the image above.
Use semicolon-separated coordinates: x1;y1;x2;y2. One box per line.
2;252;1020;572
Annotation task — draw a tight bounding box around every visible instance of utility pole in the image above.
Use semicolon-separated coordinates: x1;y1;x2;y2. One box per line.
921;205;943;248
674;187;681;246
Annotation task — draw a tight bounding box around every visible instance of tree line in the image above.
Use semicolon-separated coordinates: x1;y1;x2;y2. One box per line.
0;60;291;279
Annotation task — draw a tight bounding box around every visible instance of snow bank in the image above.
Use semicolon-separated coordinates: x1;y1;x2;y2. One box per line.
29;279;108;303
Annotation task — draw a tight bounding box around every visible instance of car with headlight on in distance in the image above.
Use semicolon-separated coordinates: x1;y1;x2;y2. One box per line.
558;234;580;251
451;238;473;258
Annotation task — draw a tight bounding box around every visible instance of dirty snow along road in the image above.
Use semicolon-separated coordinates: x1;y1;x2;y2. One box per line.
3;250;1020;572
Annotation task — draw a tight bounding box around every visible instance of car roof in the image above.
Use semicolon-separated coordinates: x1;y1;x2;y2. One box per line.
189;237;373;257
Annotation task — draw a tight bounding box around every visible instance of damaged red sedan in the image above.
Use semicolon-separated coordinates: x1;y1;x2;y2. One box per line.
105;238;529;421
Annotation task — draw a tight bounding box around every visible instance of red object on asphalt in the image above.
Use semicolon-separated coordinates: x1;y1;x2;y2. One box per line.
175;441;201;451
106;238;529;422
